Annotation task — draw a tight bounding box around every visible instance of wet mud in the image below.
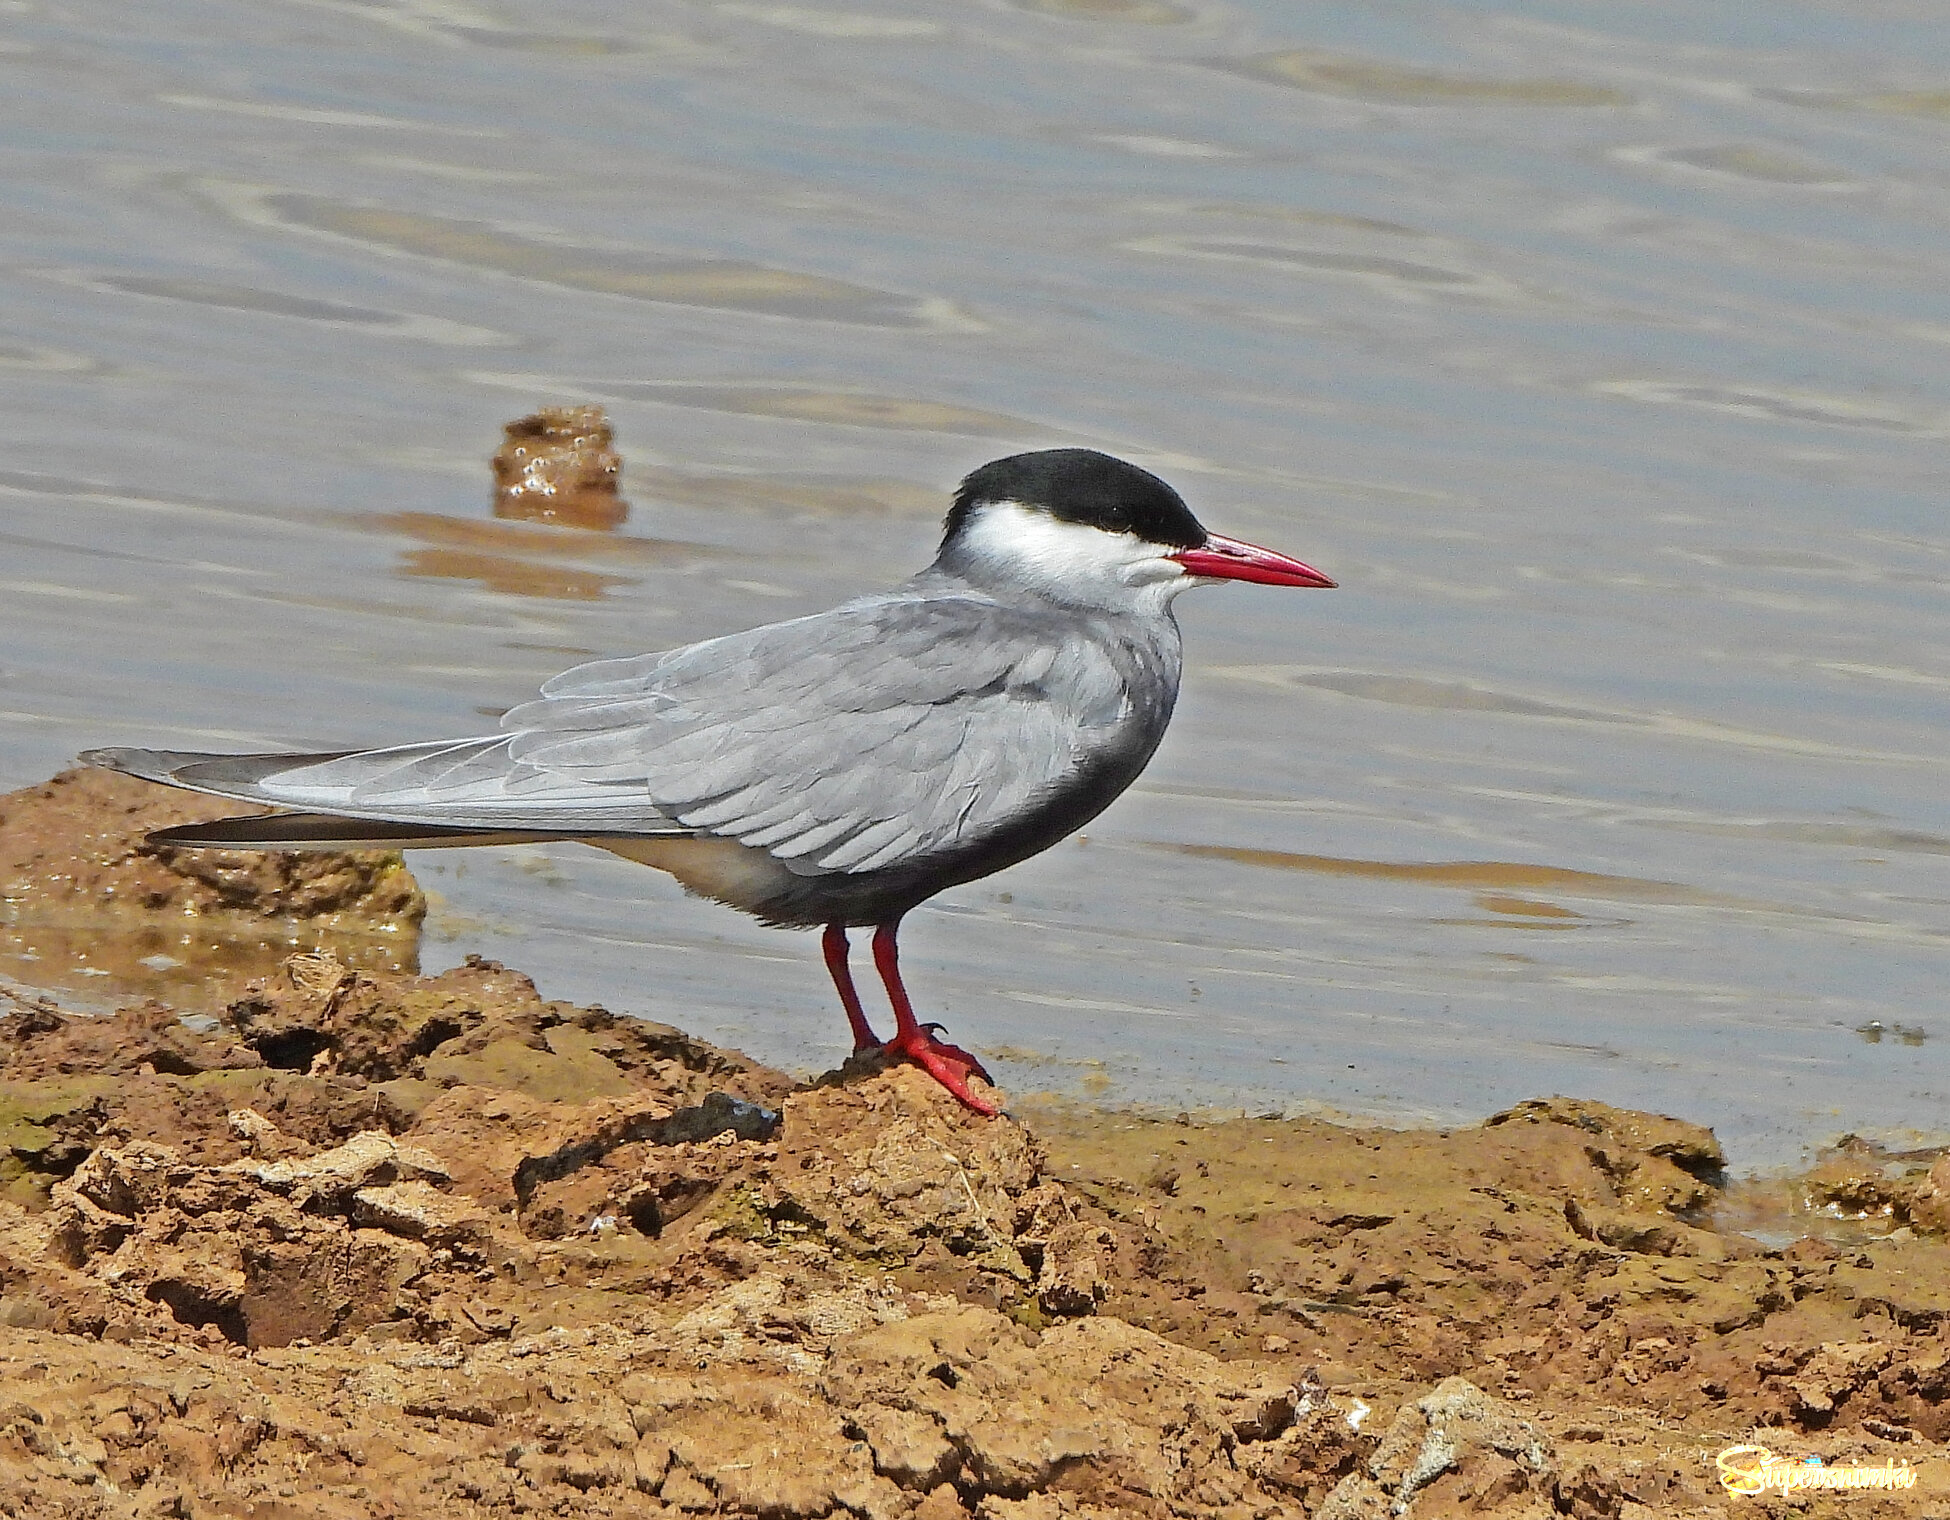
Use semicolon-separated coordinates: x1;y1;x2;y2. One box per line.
0;768;423;1014
2;769;1949;1516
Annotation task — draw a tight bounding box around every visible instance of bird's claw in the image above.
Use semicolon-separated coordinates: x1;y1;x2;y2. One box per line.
883;1025;998;1116
914;1021;993;1081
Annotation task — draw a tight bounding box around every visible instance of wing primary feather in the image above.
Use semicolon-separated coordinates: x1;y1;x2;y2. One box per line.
83;746;363;797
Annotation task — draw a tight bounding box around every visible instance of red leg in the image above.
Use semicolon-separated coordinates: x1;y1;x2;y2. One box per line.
823;923;882;1051
871;919;998;1116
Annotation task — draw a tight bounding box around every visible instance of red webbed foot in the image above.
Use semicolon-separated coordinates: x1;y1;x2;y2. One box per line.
882;1022;999;1116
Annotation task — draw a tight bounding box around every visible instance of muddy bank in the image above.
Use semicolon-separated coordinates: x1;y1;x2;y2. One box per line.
2;963;1948;1516
2;767;1949;1515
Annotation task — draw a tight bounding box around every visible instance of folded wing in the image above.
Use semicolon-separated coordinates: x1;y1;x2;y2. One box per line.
503;593;1133;876
88;592;1135;877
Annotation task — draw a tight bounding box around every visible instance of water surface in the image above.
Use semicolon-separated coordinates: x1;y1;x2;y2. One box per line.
3;0;1947;1165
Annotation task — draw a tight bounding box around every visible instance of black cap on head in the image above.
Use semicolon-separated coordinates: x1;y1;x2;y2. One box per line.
945;449;1207;549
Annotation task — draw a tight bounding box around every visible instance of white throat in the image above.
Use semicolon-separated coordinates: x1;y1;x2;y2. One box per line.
945;500;1194;615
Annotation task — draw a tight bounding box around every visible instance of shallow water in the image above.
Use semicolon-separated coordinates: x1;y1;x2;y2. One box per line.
2;0;1946;1166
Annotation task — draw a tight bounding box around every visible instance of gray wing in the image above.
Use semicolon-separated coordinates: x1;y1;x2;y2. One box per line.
89;594;1144;876
499;592;1139;875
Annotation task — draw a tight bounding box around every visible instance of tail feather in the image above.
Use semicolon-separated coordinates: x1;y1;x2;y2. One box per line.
148;813;573;851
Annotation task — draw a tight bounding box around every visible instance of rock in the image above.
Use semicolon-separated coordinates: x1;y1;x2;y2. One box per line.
1485;1097;1724;1176
492;406;629;529
821;1303;1304;1510
225;952;492;1080
1233;1374;1371;1511
0;998;262;1080
1036;1218;1113;1317
44;1133;467;1346
1316;1477;1393;1520
1485;1097;1723;1214
667;1272;910;1367
0;766;424;929
351;1180;497;1252
0;767;423;1011
226;1106;285;1156
1786;1339;1895;1424
249;1128;450;1205
1554;1460;1626;1520
67;1140;191;1217
2;854;1949;1520
1326;1377;1556;1517
1800;1136;1920;1225
853;1404;961;1489
225;950;794;1101
757;1065;1042;1275
1909;1156;1950;1235
914;1484;974;1520
236;1209;427;1347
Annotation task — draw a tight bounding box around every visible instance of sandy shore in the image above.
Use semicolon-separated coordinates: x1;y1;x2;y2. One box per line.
2;768;1947;1517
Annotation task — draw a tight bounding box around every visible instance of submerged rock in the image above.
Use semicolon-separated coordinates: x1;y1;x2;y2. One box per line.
491;405;629;529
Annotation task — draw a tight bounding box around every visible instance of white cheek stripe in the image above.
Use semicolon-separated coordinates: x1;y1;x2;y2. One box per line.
955;501;1192;609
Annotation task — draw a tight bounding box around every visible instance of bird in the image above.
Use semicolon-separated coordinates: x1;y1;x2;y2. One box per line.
84;448;1334;1115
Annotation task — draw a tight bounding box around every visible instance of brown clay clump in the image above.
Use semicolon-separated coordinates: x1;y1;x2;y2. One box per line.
492;404;629;528
0;767;423;930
